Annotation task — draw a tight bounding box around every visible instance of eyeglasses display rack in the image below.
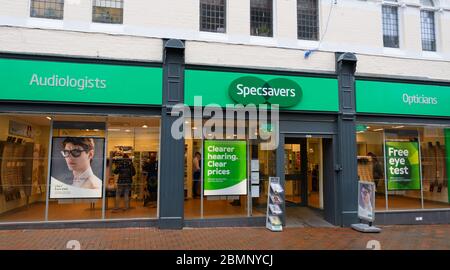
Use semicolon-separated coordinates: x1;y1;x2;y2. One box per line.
266;176;284;232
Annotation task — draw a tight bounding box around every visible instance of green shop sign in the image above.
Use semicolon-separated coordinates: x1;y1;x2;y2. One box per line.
0;58;162;105
356;80;450;117
203;140;247;196
228;76;301;107
385;141;421;191
185;69;338;111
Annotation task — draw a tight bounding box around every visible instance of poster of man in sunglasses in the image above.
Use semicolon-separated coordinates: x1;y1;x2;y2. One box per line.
50;137;105;199
358;181;375;222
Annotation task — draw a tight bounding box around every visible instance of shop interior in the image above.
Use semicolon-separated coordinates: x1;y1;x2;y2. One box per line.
0;113;160;223
357;123;450;210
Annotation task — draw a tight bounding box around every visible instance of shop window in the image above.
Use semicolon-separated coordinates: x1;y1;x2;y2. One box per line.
30;0;64;20
104;116;160;219
0;113;160;223
382;1;400;48
0;114;50;222
250;0;273;37
297;0;319;41
184;118;276;219
356;123;450;211
92;0;124;24
200;0;226;33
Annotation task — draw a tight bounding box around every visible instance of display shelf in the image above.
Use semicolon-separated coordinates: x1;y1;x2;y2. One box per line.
266;177;284;232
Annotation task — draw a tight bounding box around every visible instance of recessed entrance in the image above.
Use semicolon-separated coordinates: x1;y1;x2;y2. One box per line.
284;136;334;227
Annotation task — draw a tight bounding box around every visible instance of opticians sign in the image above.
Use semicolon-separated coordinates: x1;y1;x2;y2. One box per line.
0;57;162;105
185;69;339;112
228;76;302;107
203;140;247;196
356;80;450;117
385;141;421;191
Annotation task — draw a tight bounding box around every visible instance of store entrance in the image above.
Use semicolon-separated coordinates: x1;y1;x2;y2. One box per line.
284;136;332;227
284;137;322;208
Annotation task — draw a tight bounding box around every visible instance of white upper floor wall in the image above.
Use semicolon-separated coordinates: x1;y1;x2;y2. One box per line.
0;0;449;81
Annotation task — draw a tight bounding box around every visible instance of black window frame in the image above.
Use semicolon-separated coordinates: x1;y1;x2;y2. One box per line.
250;0;273;37
30;0;65;20
382;3;400;48
297;0;319;41
420;0;436;52
92;0;124;24
199;0;227;33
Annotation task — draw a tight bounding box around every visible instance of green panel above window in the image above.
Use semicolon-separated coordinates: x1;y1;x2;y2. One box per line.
0;58;162;106
185;69;339;112
356;80;450;117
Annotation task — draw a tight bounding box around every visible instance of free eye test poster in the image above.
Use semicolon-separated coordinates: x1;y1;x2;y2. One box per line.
385;141;421;191
49;137;105;199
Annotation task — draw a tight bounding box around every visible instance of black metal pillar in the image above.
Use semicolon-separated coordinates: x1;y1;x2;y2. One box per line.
158;39;185;229
336;52;358;226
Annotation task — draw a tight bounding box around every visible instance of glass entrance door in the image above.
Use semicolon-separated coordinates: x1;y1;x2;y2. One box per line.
284;137;324;208
284;138;306;205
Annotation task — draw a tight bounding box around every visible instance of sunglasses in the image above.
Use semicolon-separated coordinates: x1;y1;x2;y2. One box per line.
61;149;88;158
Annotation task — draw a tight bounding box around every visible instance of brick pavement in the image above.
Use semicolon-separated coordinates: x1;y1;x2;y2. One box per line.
0;225;449;250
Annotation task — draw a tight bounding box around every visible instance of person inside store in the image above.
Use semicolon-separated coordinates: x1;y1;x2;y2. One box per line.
60;137;102;190
192;152;201;198
113;154;136;211
143;153;158;207
358;183;373;219
367;152;383;189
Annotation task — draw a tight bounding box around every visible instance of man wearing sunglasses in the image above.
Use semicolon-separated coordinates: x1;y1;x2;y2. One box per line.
60;137;102;190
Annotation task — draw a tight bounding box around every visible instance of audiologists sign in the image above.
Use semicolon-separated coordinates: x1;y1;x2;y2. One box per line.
203;140;247;196
385;141;421;190
0;57;162;105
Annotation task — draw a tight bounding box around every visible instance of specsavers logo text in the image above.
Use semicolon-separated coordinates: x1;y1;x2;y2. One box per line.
229;76;302;107
29;73;107;91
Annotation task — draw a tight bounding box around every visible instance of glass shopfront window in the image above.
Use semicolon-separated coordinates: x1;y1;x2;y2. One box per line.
0;113;160;223
356;123;450;211
0;114;50;222
183;118;276;219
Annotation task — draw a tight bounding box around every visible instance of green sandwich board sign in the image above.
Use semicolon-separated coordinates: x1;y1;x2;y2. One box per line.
203;140;247;196
385;141;421;191
0;58;162;105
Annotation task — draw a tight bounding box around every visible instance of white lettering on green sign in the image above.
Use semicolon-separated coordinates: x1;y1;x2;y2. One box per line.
401;93;438;106
229;76;302;107
29;73;107;91
236;83;296;98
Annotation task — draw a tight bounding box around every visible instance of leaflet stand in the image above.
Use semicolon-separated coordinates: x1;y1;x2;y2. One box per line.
266;177;284;232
